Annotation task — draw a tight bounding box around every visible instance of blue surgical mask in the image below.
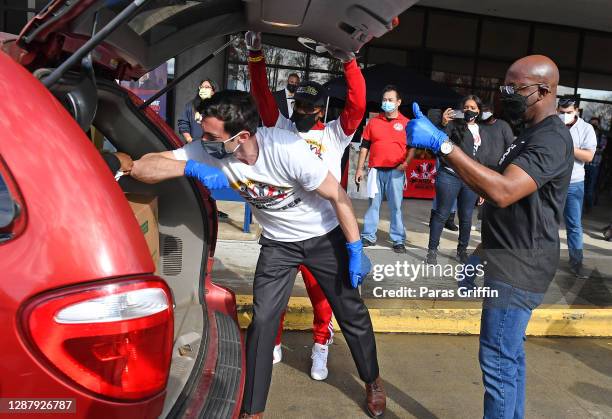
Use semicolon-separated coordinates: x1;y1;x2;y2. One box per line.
381;101;396;113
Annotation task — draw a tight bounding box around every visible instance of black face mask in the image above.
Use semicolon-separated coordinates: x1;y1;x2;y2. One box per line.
287;84;297;94
291;111;318;132
200;132;242;159
500;89;540;126
464;110;479;123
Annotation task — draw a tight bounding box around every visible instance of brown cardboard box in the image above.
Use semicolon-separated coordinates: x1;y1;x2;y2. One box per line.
126;194;159;273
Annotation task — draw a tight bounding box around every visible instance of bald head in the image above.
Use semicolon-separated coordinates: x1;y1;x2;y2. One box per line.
506;55;559;89
503;55;559;126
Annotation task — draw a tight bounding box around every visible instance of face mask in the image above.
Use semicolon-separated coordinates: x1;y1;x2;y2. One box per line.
199;87;213;100
287;84;297;94
559;112;575;125
500;89;538;126
381;101;396;113
464;110;479;123
200;131;243;159
482;111;493;120
291;111;318;132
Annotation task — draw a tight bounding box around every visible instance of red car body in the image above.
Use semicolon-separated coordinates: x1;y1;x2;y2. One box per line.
0;45;243;419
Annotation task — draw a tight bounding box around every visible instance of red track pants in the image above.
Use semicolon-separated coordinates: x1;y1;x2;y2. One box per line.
274;265;334;346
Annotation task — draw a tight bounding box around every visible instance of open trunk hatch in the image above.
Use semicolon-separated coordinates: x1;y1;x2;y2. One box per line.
15;0;417;80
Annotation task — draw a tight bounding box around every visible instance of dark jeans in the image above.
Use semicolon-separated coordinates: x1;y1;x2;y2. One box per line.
429;169;479;251
479;278;545;419
242;227;379;414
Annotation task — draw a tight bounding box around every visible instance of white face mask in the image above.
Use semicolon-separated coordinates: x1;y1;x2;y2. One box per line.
559;112;575;125
482;111;493;120
199;87;213;100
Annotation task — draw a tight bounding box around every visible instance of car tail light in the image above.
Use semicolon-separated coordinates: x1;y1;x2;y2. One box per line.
20;277;174;401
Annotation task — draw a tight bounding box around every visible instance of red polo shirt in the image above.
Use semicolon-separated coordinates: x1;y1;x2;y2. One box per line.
362;112;410;168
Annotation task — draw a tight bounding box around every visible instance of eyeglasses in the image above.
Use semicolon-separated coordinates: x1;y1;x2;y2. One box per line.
499;84;542;95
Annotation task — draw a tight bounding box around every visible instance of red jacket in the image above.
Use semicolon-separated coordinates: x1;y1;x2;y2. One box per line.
247;50;365;136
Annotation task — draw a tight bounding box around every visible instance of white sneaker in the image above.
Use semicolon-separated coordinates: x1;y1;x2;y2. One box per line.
272;344;282;365
310;343;329;380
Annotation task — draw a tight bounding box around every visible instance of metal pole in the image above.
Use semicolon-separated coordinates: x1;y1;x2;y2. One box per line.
140;38;233;109
43;0;149;88
323;95;330;123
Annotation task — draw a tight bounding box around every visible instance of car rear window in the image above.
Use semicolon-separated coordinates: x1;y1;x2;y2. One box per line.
110;0;242;45
0;172;18;242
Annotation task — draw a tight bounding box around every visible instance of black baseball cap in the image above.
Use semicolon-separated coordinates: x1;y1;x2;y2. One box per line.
558;97;578;108
294;81;328;107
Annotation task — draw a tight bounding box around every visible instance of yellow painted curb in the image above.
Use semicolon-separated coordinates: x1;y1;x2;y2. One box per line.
235;295;612;337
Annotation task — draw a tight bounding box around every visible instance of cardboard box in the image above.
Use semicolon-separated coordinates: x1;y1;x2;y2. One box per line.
126;194;159;273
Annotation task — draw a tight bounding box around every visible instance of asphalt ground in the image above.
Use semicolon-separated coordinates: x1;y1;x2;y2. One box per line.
263;331;612;419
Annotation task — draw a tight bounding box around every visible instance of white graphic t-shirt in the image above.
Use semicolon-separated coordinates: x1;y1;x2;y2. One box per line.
468;123;481;155
275;115;354;181
173;127;339;242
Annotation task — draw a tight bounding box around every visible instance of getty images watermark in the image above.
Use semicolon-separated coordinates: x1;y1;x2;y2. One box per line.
370;260;498;299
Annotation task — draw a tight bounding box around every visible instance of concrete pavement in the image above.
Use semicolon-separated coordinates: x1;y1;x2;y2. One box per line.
264;331;612;419
213;196;612;336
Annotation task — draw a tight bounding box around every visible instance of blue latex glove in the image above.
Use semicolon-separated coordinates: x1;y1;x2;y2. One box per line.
406;102;449;154
184;160;229;190
346;240;372;288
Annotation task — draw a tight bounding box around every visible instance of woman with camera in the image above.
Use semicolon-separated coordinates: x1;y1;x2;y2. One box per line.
426;95;493;265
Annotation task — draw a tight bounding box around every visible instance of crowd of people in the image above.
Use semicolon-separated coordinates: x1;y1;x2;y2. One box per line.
113;31;611;419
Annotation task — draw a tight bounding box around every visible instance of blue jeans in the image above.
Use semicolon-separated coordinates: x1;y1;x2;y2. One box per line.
564;181;584;266
584;165;599;208
432;159;457;213
479;279;545;419
428;169;478;251
362;169;406;245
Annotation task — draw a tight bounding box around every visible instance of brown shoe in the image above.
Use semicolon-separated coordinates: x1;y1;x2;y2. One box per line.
365;376;386;417
239;413;263;419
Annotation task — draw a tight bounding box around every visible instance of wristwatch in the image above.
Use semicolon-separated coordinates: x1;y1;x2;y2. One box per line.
440;140;454;156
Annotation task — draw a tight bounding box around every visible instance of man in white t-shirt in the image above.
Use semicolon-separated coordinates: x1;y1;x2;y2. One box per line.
245;30;365;380
129;91;386;419
557;97;597;278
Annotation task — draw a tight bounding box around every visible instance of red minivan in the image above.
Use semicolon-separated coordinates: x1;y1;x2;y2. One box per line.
0;0;412;417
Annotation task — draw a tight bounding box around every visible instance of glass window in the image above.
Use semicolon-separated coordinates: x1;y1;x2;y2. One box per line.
309;72;341;85
373;9;424;48
432;55;474;75
476;60;509;80
309;55;343;73
532;27;579;68
0;172;18;241
578;72;612;94
427;13;478;54
264;46;307;68
266;68;304;91
367;47;408;66
431;71;472;90
582;34;612;73
228;35;248;63
226;64;250;91
581;102;612;130
559;70;577;88
480;20;529;59
557;85;576;97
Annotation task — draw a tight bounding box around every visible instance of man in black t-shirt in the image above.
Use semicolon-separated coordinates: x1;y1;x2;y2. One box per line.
407;55;573;419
